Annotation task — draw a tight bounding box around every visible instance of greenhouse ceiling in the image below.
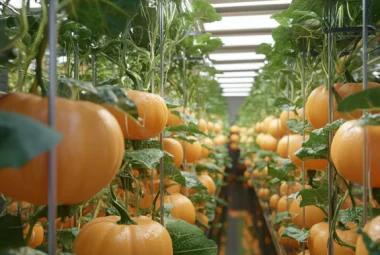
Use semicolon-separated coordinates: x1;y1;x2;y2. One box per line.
205;0;291;98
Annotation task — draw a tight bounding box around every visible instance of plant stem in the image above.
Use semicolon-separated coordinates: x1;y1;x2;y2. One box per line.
109;185;137;225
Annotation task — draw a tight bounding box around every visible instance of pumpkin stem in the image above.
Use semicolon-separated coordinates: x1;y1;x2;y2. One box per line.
307;170;316;187
110;185;137;225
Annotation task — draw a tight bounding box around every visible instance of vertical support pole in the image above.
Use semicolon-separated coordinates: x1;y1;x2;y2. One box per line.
73;42;79;226
182;50;187;171
327;0;335;253
362;0;369;224
301;41;306;255
48;0;57;254
92;53;97;86
158;0;165;226
150;21;155;203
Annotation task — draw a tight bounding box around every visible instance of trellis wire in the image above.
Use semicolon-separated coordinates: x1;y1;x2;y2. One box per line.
47;0;58;253
158;0;165;226
362;0;369;225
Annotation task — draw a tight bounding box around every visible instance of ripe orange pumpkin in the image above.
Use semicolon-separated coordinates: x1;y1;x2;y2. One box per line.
198;174;216;195
309;222;358;255
280;110;299;132
24;223;44;248
305;83;380;129
196;211;209;231
288;134;328;170
156;193;196;224
289;196;326;229
178;136;201;163
277;135;290;158
278;226;300;249
103;90;168;140
279;182;303;196
262;116;275;133
269;194;280;209
268;118;285;139
163;138;184;168
167;107;184;126
214;123;222;133
356;216;380;255
0;92;124;204
198;119;207;132
331;120;380;187
230;125;240;134
260;134;278;152
74;215;173;255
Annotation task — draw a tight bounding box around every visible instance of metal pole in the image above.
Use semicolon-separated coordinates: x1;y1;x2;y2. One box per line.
182;50;187;171
92;53;97;86
301;41;306;255
362;0;369;224
327;0;335;253
158;0;165;226
48;0;57;253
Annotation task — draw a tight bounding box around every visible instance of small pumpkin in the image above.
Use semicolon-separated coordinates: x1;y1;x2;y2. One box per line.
177;136;201;163
156;193;196;224
24;223;44;248
0;92;124;205
74;189;173;255
163;138;184;168
103;90;168;140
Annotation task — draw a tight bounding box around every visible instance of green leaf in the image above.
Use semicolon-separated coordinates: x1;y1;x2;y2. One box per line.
268;166;293;182
0;111;63;169
166;122;206;136
294;119;346;160
0;215;24;250
281;227;310;242
96;86;138;119
192;0;221;23
272;212;290;224
172;136;197;144
0;247;47;255
165;217;218;255
286;119;312;134
274;97;296;111
337;87;380;113
354;114;380;127
58;78;98;94
66;0;140;37
164;97;184;109
255;161;268;170
338;207;380;225
181;172;207;192
57;228;79;252
297;184;328;209
256;43;272;57
124;149;165;169
196;163;224;175
164;165;186;187
206;200;216;222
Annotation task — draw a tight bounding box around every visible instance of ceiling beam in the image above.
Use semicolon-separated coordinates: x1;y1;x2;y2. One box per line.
212;59;264;64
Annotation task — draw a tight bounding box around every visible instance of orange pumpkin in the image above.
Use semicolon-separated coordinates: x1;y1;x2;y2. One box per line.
167;107;184;126
156;193;196;224
178;136;201;163
163;138;184;168
0;92;124;204
74;216;172;255
103;90;168;140
198;174;216;195
24;223;44;248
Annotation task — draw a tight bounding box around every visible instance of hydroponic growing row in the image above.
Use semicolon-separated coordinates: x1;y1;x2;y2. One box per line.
0;0;231;254
235;0;380;254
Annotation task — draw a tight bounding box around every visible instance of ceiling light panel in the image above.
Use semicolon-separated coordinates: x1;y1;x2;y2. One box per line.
9;0;40;8
220;84;253;88
214;63;265;71
223;88;252;92
217;77;254;83
216;71;258;77
204;15;278;31
210;53;265;61
217;35;274;46
222;92;250;97
212;0;292;8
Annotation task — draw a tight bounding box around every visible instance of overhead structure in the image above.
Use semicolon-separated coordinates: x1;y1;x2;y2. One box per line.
204;0;291;98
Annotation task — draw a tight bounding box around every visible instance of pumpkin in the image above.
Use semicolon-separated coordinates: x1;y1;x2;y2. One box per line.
198;119;207;132
177;136;201;163
156;193;196;224
305;83;380;129
278;226;300;249
167;107;184;126
24;223;44;248
356;216;380;255
103;90;168;140
289;196;326;229
163;138;184;168
331;120;380;187
74;190;173;255
0;92;124;204
198;174;216;195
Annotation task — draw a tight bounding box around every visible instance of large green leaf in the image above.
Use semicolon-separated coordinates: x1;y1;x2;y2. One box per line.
66;0;141;37
166;122;206;136
0;111;63;169
294;119;346;160
272;212;290;224
0;215;24;250
57;228;79;253
164;165;186;187
195;163;224;175
297;184;329;210
192;0;221;23
165;217;218;255
124;148;165;169
181;172;207;191
273;97;296;111
280;227;310;242
337;87;380;113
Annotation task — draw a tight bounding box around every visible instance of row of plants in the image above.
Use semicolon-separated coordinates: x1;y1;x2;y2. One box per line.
234;0;380;254
0;0;232;254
